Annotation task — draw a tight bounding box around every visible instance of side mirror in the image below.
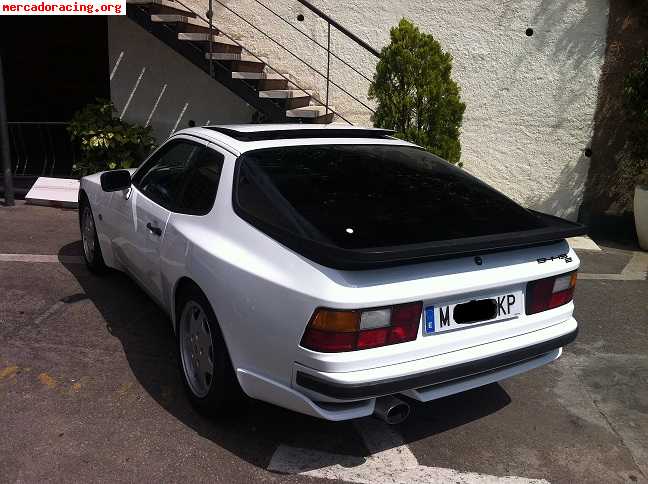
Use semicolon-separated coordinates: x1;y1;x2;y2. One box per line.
100;169;132;192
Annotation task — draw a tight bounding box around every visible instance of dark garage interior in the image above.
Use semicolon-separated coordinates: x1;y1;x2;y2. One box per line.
0;17;110;196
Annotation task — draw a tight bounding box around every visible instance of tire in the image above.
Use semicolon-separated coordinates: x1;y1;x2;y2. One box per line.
176;285;245;417
79;198;107;274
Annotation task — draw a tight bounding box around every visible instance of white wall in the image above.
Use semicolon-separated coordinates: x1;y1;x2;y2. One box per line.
183;0;608;220
107;17;255;142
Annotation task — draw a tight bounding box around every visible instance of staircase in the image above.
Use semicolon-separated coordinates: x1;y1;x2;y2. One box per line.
126;0;339;123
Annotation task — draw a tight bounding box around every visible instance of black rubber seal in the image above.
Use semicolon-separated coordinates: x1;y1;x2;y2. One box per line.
296;328;578;400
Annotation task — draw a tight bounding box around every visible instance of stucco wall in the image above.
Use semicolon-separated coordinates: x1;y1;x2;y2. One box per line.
184;0;609;220
107;17;255;142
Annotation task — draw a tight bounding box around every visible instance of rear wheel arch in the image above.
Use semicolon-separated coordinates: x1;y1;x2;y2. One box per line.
173;277;200;325
173;277;221;334
173;277;237;367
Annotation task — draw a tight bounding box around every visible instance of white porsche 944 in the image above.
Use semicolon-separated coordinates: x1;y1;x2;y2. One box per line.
79;124;584;423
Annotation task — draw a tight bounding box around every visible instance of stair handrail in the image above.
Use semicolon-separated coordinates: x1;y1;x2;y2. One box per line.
250;0;375;83
295;0;380;58
264;0;381;119
152;0;377;123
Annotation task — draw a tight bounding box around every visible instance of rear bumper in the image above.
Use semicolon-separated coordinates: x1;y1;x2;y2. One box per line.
296;327;577;400
293;317;578;404
236;317;578;421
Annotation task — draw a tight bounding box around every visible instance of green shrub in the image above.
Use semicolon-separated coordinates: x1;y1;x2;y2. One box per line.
68;99;156;176
624;52;648;126
369;18;466;164
622;52;648;188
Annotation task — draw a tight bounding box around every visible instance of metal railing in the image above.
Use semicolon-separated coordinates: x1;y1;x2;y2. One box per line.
7;122;77;177
169;0;380;123
295;0;380;57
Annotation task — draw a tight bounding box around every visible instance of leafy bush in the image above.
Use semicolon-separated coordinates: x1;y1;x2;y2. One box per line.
622;52;648;188
68;99;156;176
624;52;648;126
369;19;466;164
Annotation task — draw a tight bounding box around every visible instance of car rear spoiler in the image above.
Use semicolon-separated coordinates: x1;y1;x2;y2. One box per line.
243;210;587;270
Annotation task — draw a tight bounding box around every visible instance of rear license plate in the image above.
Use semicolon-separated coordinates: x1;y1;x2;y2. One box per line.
424;291;523;335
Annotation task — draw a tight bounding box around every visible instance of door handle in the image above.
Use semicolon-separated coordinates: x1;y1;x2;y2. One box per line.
146;222;162;236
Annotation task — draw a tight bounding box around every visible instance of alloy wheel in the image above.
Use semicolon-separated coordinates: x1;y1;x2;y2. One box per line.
179;301;215;398
81;206;96;263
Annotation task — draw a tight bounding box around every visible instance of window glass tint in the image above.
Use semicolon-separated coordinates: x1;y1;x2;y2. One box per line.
176;147;224;215
235;145;547;250
135;141;199;210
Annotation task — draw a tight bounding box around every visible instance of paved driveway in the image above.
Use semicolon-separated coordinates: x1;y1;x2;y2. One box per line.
1;202;646;483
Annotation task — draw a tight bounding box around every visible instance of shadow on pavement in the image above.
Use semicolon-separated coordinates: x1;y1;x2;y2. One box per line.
58;240;511;468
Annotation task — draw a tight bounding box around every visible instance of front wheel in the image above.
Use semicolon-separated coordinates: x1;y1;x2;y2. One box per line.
177;287;244;416
80;201;107;274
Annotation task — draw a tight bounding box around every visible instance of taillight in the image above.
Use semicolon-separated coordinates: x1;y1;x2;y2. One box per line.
526;271;577;315
300;302;423;353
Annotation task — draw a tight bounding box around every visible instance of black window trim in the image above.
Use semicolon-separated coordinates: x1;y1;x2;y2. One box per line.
131;134;237;186
231;144;588;270
132;136;226;216
132;137;200;190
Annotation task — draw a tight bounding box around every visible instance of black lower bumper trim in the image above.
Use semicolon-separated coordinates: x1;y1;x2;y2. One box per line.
296;328;578;400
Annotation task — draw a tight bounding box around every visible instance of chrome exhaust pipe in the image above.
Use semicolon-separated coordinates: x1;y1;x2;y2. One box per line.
373;395;410;425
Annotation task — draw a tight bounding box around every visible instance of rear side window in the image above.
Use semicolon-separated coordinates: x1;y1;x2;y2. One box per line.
175;147;224;215
234;144;547;250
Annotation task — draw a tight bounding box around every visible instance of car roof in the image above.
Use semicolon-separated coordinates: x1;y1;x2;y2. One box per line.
172;124;414;154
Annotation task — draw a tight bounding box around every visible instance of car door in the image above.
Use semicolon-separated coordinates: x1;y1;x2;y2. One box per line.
158;144;226;308
128;138;202;302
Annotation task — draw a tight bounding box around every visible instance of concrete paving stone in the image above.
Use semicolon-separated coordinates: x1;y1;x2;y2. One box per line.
576;249;633;275
0;201;79;255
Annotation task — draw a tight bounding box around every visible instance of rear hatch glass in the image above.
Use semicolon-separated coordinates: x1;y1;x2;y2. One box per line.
234;144;585;269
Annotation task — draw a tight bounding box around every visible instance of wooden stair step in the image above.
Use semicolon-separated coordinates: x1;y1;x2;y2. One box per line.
206;53;265;72
232;71;288;89
231;71;284;80
258;89;312;99
151;14;214;33
205;52;253;61
128;0;195;16
286;104;334;119
178;32;241;53
230;59;265;73
205;52;263;61
257;78;289;90
259;89;312;109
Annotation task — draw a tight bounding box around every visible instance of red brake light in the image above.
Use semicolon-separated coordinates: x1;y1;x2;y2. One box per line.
526;271;577;315
301;302;423;353
301;329;356;352
356;328;389;350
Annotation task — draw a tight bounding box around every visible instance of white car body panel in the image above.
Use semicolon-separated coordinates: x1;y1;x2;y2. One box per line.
80;125;580;421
